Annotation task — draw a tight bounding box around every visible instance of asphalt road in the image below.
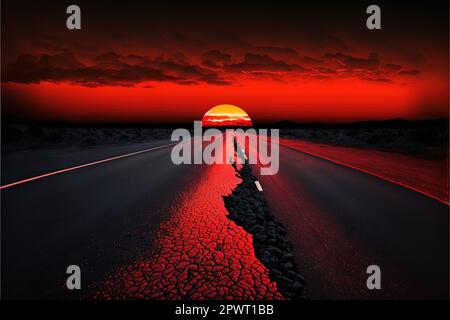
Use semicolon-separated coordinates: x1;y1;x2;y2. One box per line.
253;143;449;299
1;139;209;299
1;138;448;299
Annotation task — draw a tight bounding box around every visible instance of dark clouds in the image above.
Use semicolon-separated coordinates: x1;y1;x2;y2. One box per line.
202;50;232;67
398;69;421;77
3;0;445;88
384;63;403;72
323;52;379;69
4;46;422;87
254;47;300;61
4;50;233;87
223;53;299;74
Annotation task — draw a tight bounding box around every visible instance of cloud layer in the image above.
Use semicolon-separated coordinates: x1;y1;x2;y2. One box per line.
4;45;422;88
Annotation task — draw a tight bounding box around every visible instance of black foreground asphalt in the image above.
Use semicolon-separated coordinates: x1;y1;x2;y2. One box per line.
1;139;448;299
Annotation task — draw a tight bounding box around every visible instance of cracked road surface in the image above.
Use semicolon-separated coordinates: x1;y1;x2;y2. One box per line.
2;134;448;299
1;135;283;299
95;163;282;300
245;139;448;299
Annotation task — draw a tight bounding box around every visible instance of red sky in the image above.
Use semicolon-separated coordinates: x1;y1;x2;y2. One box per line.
2;1;448;124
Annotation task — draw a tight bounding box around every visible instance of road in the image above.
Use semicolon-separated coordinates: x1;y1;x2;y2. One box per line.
251;142;449;299
1;137;448;299
1;139;210;299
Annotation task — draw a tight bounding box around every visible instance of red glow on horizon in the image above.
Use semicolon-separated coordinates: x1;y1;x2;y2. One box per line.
2;75;448;124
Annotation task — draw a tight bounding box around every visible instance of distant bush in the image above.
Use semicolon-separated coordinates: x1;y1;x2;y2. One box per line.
1;123;173;152
280;121;448;159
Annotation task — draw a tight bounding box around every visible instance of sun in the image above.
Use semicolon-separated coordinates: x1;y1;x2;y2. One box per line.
202;104;252;127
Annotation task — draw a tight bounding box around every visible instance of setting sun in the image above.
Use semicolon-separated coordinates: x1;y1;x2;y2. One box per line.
202;104;252;127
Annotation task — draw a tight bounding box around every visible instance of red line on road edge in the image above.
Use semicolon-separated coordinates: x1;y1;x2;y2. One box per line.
0;143;177;190
280;143;449;206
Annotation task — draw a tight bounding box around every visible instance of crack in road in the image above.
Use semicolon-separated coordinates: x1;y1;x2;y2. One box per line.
224;140;306;299
93;143;283;299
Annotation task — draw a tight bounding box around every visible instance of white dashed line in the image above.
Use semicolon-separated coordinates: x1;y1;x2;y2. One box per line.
255;181;263;192
239;147;247;160
236;144;248;161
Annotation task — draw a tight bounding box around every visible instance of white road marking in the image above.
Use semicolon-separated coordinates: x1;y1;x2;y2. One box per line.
0;142;177;190
280;142;450;206
255;181;263;192
237;146;248;161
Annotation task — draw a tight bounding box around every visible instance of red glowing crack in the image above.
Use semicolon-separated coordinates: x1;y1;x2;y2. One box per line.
95;164;283;300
